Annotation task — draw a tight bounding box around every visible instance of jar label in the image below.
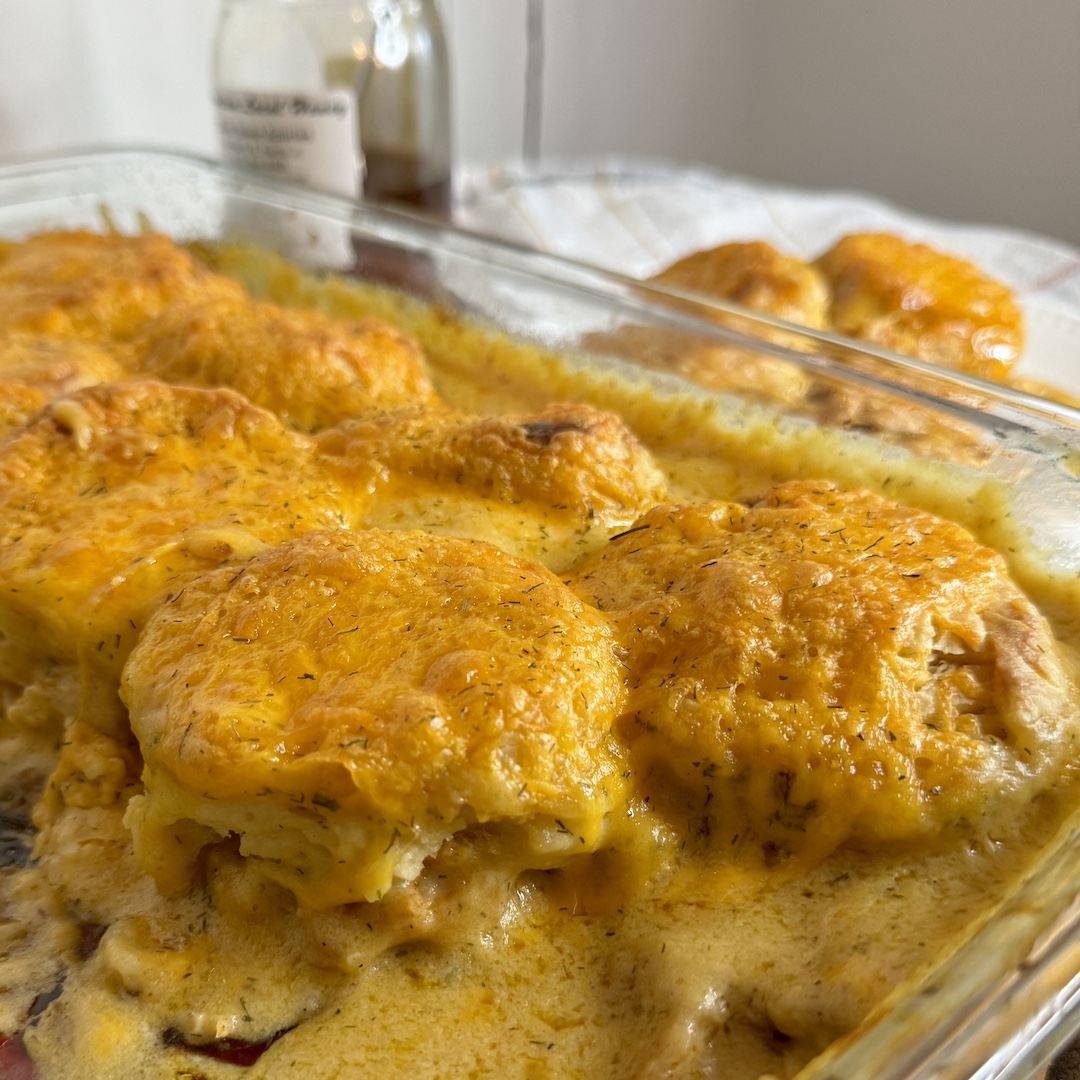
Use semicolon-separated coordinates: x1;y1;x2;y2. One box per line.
215;88;363;199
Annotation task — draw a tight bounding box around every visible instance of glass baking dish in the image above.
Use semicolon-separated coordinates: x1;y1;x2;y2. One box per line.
2;148;1080;1080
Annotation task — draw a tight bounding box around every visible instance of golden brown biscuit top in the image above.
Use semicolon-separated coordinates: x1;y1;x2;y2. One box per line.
315;401;669;571
0;380;351;682
815;232;1024;380
570;481;1073;859
653;240;830;330
0;230;245;341
317;401;667;521
133;294;437;432
122;528;626;907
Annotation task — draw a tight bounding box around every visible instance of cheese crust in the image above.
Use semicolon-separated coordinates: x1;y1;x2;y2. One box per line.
815;232;1025;380
0;230;245;341
315;400;669;569
653;240;831;330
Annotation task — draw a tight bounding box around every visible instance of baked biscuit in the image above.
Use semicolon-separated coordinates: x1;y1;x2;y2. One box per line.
133;295;436;432
0;230;244;341
122;528;626;907
316;401;668;570
816;232;1024;381
653;240;830;330
0;380;352;696
570;481;1074;858
583;324;812;411
0;322;132;437
607;241;825;411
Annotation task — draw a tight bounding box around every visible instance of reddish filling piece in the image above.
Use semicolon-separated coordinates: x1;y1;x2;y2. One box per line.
163;1027;291;1068
0;1033;35;1080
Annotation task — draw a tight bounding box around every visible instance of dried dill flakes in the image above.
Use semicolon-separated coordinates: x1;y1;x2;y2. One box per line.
607;522;652;542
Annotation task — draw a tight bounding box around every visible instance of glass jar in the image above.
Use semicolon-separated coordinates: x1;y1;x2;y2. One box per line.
213;0;373;199
212;0;452;214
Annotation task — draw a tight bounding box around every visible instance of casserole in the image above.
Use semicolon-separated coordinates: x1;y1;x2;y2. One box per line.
2;150;1080;1080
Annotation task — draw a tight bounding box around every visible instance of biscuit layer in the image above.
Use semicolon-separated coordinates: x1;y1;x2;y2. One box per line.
570;481;1074;856
134;295;436;432
315;401;668;570
123;529;626;906
0;381;351;687
0;230;244;341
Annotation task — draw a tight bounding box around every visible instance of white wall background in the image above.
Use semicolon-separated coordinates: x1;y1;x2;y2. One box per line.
0;0;1076;247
